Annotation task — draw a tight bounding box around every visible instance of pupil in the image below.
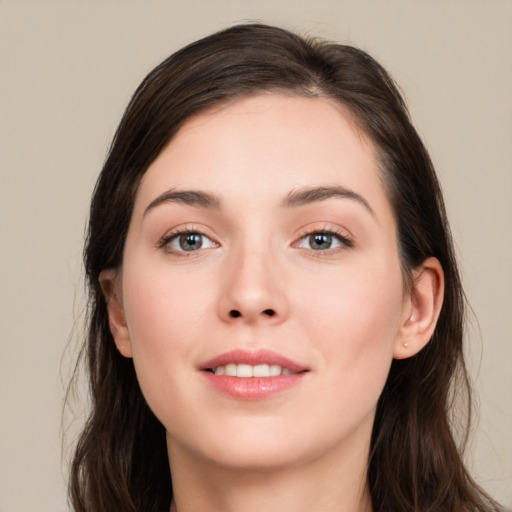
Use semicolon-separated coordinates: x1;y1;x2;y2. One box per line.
180;233;202;251
310;233;332;250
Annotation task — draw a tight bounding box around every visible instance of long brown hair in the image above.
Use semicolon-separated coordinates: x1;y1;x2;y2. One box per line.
69;24;500;511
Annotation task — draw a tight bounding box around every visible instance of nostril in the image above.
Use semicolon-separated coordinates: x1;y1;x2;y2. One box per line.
228;309;276;318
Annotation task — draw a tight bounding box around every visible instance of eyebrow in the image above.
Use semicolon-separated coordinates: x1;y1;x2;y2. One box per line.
143;185;374;217
282;185;375;216
143;189;221;216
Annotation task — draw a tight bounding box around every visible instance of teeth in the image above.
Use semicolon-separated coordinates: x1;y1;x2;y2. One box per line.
269;364;282;376
253;364;270;377
225;364;237;376
237;364;253;378
213;364;295;377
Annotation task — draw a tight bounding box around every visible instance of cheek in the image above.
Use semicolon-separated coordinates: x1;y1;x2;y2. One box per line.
120;261;215;415
297;259;404;396
119;261;216;425
123;261;212;350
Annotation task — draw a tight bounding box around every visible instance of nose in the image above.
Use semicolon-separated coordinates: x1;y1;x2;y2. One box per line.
217;245;289;325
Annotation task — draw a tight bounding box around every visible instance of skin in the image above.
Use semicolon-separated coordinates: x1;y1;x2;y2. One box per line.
101;94;444;512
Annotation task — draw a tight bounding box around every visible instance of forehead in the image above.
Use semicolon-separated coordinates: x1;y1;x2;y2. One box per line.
134;93;391;221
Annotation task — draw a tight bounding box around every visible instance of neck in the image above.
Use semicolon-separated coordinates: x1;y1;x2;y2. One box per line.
167;434;373;512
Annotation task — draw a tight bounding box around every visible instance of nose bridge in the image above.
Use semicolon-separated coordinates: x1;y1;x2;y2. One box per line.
218;232;287;324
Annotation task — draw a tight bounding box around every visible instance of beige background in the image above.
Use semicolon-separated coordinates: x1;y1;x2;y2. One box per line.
1;1;511;510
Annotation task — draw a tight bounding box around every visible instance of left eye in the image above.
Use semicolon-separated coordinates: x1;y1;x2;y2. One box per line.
296;232;350;251
166;232;217;252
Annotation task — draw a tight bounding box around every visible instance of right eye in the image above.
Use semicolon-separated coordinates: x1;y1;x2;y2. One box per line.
164;231;217;253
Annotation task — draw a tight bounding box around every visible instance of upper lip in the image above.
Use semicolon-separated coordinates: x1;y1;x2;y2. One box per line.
200;349;308;373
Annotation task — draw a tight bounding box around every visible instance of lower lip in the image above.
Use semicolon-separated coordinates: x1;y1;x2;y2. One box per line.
202;372;306;400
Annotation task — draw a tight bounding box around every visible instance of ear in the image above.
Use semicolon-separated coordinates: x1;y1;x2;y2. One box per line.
99;269;132;358
394;257;444;360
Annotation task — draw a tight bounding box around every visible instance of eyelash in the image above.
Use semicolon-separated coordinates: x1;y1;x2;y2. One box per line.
158;227;218;256
158;227;353;256
293;228;354;254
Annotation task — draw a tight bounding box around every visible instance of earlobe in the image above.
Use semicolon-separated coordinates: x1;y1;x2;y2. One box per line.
394;257;444;360
99;269;133;358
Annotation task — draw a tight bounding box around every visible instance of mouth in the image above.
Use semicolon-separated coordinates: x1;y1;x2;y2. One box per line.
200;348;308;375
200;349;309;400
205;363;298;377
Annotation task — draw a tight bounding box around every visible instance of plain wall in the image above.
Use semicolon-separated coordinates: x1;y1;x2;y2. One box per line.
0;1;510;510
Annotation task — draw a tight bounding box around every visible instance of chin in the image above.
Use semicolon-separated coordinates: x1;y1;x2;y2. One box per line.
204;441;304;473
169;418;312;472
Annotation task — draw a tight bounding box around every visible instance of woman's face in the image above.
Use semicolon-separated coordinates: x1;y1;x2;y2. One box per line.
111;94;413;471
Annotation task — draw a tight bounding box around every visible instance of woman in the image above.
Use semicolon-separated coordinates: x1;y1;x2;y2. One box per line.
69;24;501;512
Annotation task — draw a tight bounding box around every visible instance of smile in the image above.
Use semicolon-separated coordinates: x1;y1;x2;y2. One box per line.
200;349;308;400
209;364;297;377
